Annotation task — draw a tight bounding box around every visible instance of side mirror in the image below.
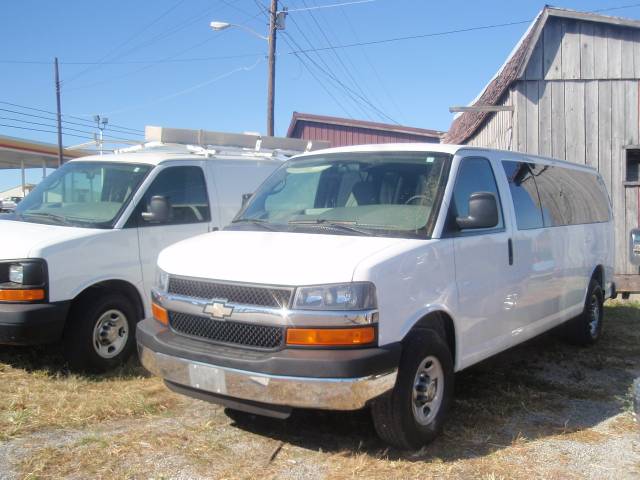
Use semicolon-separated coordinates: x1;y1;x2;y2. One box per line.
141;195;170;223
241;193;253;208
631;228;640;265
456;192;499;230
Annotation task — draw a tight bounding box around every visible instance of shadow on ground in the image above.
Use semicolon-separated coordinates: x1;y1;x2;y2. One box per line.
0;342;146;380
227;303;640;462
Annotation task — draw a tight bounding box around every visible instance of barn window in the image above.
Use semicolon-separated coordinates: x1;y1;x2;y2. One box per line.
626;148;640;183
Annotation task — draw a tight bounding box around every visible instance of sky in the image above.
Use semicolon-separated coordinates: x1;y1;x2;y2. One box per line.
2;0;640;191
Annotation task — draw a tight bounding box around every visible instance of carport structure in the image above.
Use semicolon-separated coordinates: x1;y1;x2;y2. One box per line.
0;134;85;195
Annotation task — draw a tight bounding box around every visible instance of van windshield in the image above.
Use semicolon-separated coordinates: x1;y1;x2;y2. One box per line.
233;151;451;238
14;161;151;228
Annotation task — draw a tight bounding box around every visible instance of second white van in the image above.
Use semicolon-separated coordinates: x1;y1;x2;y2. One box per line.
138;143;614;448
0;127;327;372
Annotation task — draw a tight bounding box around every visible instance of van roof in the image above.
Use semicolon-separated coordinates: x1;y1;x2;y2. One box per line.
66;144;287;167
294;143;599;173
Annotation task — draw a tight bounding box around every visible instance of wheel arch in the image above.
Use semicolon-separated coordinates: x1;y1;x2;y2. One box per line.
71;279;145;321
401;309;458;371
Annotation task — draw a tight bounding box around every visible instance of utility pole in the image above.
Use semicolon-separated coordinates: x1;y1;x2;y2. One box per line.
266;0;278;137
54;57;63;167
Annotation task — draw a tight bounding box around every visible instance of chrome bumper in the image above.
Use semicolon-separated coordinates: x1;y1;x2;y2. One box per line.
138;344;397;410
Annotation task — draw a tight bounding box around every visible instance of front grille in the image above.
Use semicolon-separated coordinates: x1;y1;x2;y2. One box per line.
168;277;292;308
169;311;284;349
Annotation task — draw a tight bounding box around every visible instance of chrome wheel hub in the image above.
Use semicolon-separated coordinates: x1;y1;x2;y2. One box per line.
412;355;444;425
93;309;128;359
589;294;601;338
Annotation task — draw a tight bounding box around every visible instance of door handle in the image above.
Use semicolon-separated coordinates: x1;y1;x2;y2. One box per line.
208;226;219;232
508;238;513;266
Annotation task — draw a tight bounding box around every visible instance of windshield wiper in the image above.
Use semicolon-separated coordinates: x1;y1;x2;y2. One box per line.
21;211;69;224
231;218;281;232
288;219;375;236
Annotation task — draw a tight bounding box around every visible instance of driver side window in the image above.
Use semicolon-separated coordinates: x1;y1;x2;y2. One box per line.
132;166;210;227
448;157;504;234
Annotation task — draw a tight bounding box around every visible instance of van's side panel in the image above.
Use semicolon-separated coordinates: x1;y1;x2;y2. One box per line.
30;229;143;305
352;239;459;365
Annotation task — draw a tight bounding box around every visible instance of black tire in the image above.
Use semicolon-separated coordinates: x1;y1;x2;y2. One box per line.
370;329;454;450
564;279;604;346
63;290;138;373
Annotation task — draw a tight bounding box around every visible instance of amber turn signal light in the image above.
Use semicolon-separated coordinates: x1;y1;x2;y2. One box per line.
152;302;169;326
0;289;45;302
286;326;375;346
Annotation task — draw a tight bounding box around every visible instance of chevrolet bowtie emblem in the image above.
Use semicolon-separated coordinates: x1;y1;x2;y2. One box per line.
203;301;234;319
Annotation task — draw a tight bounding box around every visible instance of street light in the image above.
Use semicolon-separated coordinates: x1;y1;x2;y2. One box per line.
210;1;285;137
209;21;268;41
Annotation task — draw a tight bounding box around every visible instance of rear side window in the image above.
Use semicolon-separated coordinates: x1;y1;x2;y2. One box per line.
502;161;544;230
137;166;210;226
531;165;610;226
450;157;504;233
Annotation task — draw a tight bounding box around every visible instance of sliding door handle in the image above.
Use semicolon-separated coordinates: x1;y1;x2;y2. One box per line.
508;238;514;266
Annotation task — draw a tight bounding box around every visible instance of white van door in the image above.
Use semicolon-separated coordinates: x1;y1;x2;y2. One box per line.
447;156;520;366
131;163;214;306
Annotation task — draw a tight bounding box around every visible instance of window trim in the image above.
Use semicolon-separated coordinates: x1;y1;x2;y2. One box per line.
443;156;506;238
125;164;211;229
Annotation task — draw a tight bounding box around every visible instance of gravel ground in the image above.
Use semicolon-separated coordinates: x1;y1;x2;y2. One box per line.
1;302;639;479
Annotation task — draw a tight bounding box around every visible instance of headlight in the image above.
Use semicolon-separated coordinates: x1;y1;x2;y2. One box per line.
9;264;23;284
156;268;169;291
4;261;46;286
293;282;377;310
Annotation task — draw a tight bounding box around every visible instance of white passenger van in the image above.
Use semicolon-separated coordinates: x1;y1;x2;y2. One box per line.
0;127;327;372
137;143;614;448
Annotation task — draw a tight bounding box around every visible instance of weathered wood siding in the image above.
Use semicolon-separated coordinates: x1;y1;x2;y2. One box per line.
465;90;514;149
467;16;640;277
523;17;639;81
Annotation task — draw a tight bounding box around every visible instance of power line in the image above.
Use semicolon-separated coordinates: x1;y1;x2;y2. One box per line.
92;57;265;116
285;9;373;119
62;0;189;85
0;101;144;134
286;0;375;12
63;5;265;92
300;0;380;119
76;0;245;77
340;4;405;122
3;2;640;67
0;116;140;141
0;53;264;65
0;123;98;141
280;35;353;118
284;30;398;123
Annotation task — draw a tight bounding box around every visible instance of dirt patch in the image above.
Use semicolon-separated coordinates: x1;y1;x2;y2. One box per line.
1;302;639;479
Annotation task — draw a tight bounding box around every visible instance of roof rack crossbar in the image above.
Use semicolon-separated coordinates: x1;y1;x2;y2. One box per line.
145;126;329;154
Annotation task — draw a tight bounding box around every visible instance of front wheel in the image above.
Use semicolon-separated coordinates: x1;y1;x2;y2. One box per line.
63;291;139;372
371;329;454;449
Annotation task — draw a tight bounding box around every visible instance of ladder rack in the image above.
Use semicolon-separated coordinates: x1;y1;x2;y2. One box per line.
144;126;329;157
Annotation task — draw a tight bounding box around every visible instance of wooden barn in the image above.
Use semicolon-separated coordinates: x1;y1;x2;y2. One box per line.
445;6;640;293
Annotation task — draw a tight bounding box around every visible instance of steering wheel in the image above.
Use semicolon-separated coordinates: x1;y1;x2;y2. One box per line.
404;195;428;205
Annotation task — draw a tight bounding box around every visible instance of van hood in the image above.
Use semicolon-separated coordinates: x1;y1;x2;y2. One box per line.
158;230;409;286
0;219;100;259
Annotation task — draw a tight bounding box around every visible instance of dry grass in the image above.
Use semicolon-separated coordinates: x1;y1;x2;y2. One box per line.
0;346;185;440
2;301;640;479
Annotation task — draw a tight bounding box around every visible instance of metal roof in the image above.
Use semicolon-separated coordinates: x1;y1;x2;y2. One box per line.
445;6;640;144
287;112;446;139
0;134;86;170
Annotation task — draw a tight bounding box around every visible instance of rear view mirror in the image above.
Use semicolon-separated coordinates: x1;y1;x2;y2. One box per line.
141;195;170;223
631;229;640;265
241;193;253;208
456;192;499;230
